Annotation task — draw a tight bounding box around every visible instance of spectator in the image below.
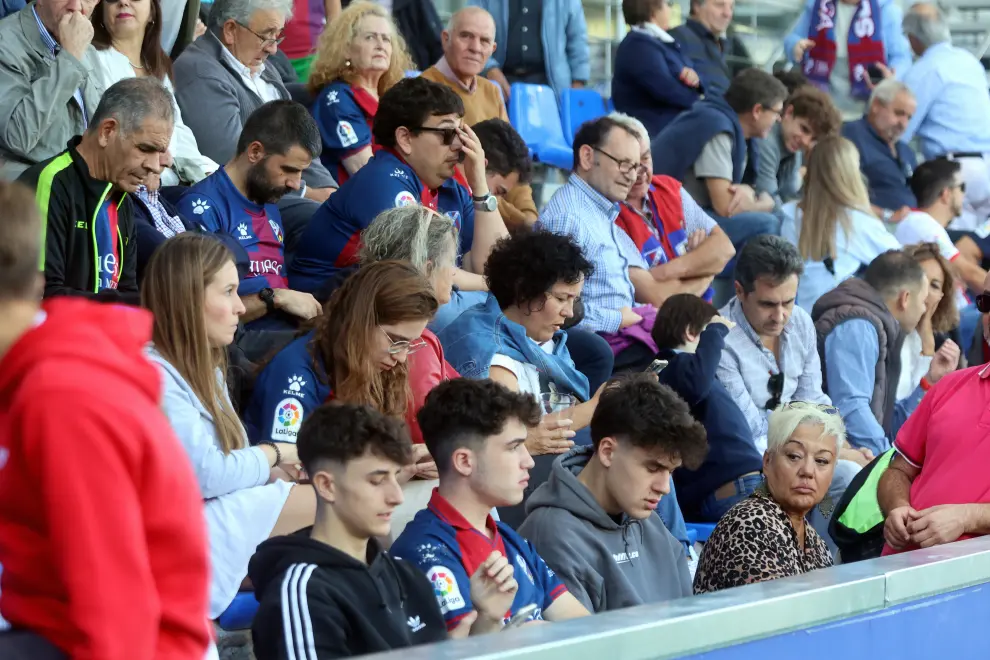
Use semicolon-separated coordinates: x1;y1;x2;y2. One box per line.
897;160;987;295
132;172;196;282
879;271;990;555
896;243;960;409
612;0;702;138
614;112;735;296
249;403;456;657
470;117;537;231
469;0;589;99
518;375;706;611
901;4;990;233
774;68;809;94
812;250;930;457
391;379;592;630
0;0;104;181
651;68;786;251
281;0;341;80
0;181;212;660
307;1;411;184
172;0;338;204
176;100;323;330
18;77;172;303
694;402;843;593
781;135;901;311
755;85;841;214
784;0;910;120
88;0;218;186
288;77;507;321
246;257;439;439
669;0;734;97
652;294;765;521
142;232;316;619
421;7;504;126
841;79;917;222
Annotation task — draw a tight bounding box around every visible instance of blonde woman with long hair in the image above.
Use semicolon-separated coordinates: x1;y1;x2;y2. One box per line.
142;233;316;620
307;2;413;184
781;135;901;311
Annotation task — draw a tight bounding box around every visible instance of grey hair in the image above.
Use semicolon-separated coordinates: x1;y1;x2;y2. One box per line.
88;77;174;136
767;402;847;455
208;0;294;28
868;79;914;108
359;206;459;277
445;6;495;35
605;111;649;147
903;5;951;48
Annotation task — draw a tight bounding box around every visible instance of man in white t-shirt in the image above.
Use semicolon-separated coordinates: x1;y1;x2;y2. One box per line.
895;159;987;293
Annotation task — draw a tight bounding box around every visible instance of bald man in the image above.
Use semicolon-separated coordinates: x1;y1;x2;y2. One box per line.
421;6;537;230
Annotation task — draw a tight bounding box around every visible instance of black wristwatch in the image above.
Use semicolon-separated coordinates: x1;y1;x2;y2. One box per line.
259;287;276;314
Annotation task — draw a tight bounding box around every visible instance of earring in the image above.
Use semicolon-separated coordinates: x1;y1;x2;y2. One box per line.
344;59;352;68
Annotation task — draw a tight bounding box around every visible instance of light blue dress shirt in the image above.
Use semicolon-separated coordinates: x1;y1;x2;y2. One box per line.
900;42;990;160
538;174;648;333
823;319;926;456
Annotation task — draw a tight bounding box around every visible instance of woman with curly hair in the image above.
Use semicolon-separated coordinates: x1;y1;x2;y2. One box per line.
307;1;412;184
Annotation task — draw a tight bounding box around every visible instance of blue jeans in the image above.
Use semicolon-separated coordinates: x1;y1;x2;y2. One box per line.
706;210;782;278
564;328;614;392
697;472;764;522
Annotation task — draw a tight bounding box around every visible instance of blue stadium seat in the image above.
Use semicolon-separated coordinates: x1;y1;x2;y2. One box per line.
507;83;572;171
685;522;717;543
606;96;615;113
686;528;698;546
560;88;607;145
216;592;259;631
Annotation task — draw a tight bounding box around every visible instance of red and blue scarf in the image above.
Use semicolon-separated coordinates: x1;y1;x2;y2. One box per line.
803;0;886;100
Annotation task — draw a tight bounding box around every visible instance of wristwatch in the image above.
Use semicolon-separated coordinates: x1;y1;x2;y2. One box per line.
473;192;498;212
259;287;276;314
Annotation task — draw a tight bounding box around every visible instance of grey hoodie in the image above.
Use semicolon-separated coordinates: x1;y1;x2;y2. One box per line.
517;446;692;613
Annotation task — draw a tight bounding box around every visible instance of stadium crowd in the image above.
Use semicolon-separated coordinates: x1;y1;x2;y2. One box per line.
2;0;990;658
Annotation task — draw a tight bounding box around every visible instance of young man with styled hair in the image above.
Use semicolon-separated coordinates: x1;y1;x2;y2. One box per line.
249;403;457;657
518;374;707;612
391;378;591;632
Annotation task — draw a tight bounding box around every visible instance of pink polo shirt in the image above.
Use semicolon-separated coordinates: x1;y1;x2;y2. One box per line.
884;362;990;553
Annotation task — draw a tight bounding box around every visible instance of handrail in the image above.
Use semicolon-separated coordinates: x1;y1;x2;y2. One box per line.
364;535;990;660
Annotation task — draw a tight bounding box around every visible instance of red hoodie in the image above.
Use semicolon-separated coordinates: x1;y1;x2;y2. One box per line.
0;298;211;660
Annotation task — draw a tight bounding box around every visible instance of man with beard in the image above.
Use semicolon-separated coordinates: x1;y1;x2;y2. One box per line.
177;100;322;329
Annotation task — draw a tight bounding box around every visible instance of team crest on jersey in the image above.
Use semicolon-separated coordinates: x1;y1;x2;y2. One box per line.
269;218;283;243
427;566;465;614
337;120;359;147
271;398;303;441
394;191;417;207
443;210;462;231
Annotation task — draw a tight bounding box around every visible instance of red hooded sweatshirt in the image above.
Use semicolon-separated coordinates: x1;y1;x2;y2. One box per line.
0;298;212;660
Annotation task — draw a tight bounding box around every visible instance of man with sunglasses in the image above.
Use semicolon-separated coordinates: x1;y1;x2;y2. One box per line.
288;77;508;312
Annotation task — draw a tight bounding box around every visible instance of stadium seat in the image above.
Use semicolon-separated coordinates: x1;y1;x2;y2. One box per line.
686;528;698;546
507;83;572;171
216;592;259;631
606;96;615;113
685;522;717;543
560;88;607;145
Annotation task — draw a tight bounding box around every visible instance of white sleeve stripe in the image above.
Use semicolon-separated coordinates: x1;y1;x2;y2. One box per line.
280;563;318;660
894;446;922;469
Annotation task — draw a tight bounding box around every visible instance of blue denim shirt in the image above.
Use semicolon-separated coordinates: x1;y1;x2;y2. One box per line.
823;318;925;456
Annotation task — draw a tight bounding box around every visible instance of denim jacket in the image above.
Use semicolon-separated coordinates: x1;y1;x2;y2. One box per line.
437;293;591;400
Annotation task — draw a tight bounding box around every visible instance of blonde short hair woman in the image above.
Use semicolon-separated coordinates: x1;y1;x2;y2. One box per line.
694;402;846;594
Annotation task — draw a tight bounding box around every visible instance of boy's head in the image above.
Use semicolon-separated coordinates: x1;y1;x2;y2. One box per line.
589;375;708;520
651;293;719;353
418;379;541;507
297;403;413;539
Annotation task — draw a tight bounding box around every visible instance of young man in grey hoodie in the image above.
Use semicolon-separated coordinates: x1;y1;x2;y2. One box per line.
518;374;709;612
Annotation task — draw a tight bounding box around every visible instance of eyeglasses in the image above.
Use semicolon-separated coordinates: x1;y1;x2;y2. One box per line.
594;148;646;176
414;126;459;146
763;105;784;118
765;372;784;411
380;327;428;356
976;292;990;313
778;401;840;415
236;22;285;48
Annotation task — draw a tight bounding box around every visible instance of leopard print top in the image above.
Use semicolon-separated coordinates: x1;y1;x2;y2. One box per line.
693;491;833;594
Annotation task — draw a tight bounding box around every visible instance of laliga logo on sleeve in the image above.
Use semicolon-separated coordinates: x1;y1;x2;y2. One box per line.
271;398;303;440
427;566;465;613
394;191;417;207
337;120;359;148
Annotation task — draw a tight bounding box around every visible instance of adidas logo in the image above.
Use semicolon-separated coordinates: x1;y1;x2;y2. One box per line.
406;615;425;632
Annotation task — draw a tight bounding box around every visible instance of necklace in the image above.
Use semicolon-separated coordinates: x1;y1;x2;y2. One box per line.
129;60;146;70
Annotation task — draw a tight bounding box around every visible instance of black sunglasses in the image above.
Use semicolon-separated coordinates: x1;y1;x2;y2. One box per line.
976;292;990;313
766;372;784;411
415;126;459;146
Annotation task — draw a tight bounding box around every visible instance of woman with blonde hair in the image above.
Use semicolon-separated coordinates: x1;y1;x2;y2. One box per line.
307;1;413;184
142;233;316;619
782;135;901;311
694;402;846;594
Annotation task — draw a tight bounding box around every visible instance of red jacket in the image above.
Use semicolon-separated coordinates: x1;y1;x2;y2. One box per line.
406;329;459;444
0;299;211;660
